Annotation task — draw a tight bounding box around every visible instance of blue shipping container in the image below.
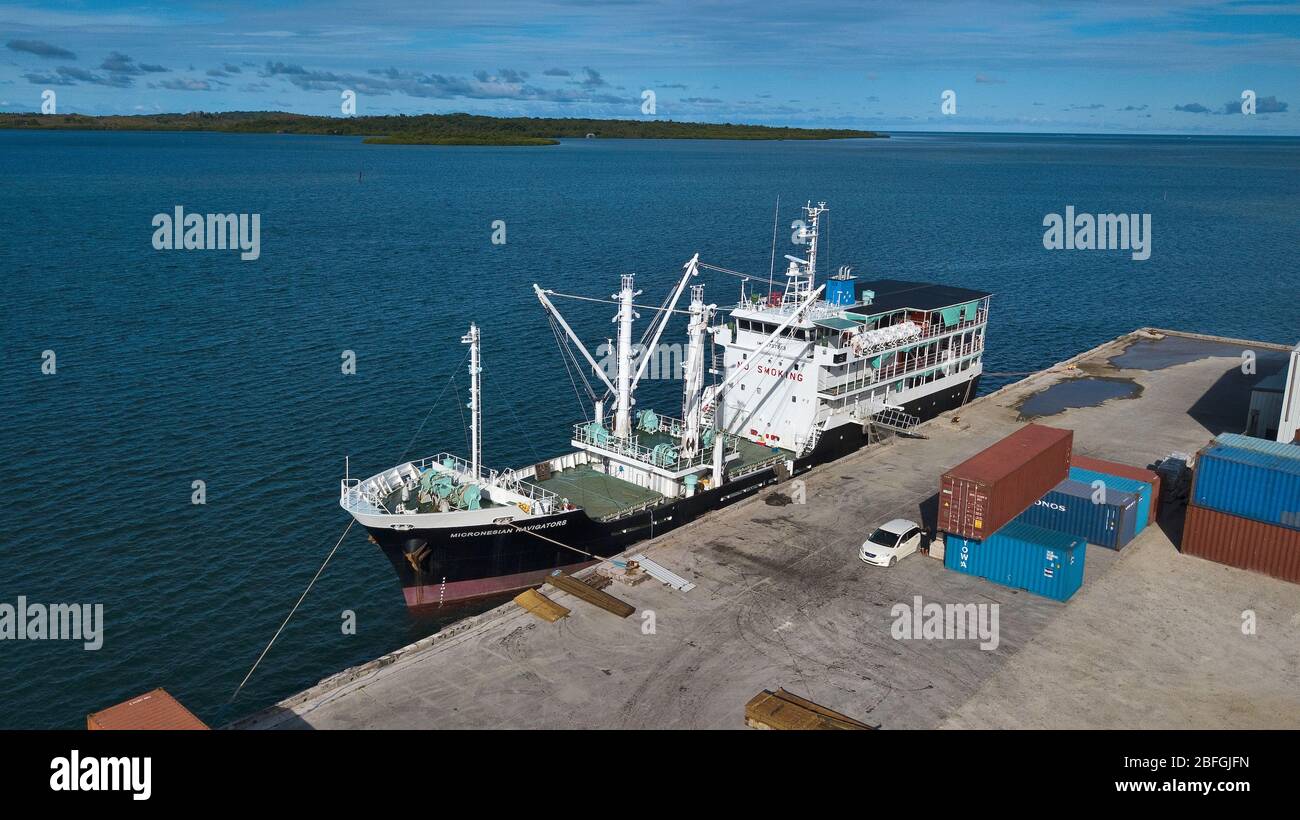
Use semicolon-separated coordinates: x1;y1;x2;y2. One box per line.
1193;444;1300;531
1015;478;1139;550
1215;433;1300;461
1067;466;1150;534
944;521;1087;601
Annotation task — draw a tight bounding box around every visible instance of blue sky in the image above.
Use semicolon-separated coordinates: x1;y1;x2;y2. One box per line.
1;0;1297;133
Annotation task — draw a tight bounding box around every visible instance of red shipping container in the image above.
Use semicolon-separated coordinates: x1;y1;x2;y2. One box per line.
1071;453;1162;525
1181;504;1300;585
87;688;209;730
939;424;1073;540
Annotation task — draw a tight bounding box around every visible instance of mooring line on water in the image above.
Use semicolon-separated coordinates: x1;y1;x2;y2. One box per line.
232;520;354;701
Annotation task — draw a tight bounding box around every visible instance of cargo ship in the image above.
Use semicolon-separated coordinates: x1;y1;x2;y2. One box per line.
342;202;991;607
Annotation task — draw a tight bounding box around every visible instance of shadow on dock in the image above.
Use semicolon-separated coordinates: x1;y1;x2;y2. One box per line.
1184;354;1287;436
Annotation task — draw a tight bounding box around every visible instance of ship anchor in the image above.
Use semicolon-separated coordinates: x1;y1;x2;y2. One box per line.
404;543;431;573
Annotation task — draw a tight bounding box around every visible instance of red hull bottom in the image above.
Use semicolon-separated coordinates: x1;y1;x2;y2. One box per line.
403;560;599;608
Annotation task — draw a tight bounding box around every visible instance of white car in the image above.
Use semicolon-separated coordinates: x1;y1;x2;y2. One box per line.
859;518;923;567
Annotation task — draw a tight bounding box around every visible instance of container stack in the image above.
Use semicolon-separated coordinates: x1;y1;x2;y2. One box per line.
1068;464;1156;533
1182;433;1300;584
1013;477;1140;550
940;424;1085;601
1008;456;1161;552
1071;454;1162;526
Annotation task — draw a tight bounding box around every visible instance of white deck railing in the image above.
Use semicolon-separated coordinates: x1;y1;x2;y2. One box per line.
818;339;984;396
340;452;560;517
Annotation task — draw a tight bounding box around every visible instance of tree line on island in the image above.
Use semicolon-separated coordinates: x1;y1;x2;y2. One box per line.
0;111;885;145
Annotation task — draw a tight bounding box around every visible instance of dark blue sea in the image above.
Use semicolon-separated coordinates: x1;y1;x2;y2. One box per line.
1;130;1297;729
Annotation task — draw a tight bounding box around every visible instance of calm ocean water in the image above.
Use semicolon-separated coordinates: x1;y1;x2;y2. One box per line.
1;130;1297;728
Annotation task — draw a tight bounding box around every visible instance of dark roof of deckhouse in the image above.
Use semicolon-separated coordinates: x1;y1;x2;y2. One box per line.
852;279;991;314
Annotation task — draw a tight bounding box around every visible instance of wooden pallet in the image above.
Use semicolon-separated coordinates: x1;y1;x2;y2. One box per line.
544;573;635;618
513;588;570;622
744;689;874;730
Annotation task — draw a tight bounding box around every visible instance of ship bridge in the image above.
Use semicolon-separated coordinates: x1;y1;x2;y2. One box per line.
715;271;992;452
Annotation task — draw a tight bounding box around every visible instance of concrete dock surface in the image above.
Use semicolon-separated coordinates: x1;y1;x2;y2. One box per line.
236;329;1300;730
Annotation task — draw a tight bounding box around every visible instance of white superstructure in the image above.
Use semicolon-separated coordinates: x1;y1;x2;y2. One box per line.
705;202;989;455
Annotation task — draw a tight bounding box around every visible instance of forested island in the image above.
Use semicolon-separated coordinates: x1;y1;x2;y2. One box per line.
0;111;884;145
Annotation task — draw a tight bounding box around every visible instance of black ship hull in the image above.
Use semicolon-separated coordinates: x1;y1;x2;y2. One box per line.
367;375;980;607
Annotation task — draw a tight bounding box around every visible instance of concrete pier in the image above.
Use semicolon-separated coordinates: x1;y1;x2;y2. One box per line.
234;329;1300;730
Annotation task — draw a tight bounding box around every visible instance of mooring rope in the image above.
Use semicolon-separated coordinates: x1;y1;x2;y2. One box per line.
234;341;477;700
500;520;611;561
231;522;354;701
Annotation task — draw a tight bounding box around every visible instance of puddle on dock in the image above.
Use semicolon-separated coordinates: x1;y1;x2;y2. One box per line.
1017;377;1141;419
1109;335;1250;371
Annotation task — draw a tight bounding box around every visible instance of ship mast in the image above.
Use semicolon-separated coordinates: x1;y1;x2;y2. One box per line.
535;255;700;440
781;201;827;309
460;323;482;479
613;274;640;438
680;283;714;459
